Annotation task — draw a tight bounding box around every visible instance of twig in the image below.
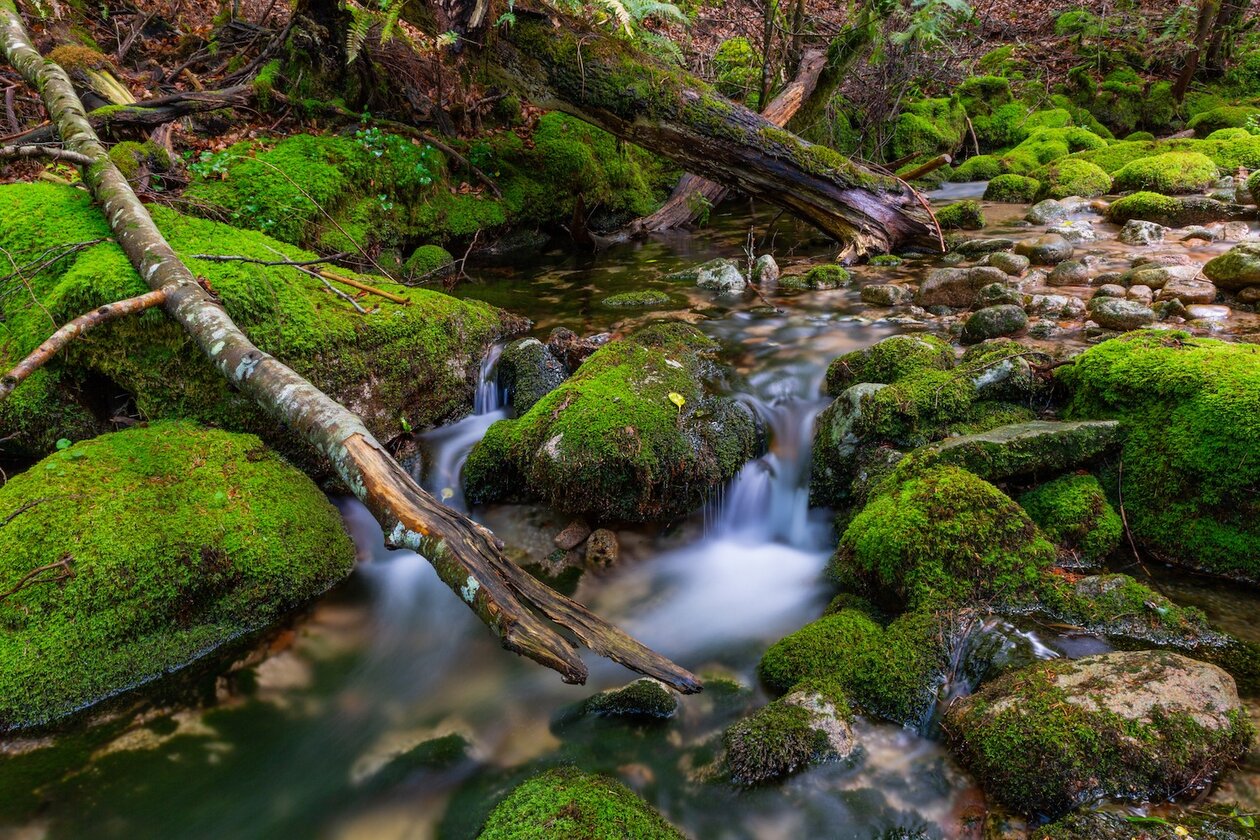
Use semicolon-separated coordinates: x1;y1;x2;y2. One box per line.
3;86;15;134
312;271;367;314
189;252;351;268
316;269;410;305
0;554;73;603
0;143;94;167
1;497;47;527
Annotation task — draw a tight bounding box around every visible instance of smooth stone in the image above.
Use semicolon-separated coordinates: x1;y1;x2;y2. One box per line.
1013;234;1073;265
977;283;1025;307
987;252;1030;276
913;420;1120;482
1181;225;1219;242
1046;219;1096;243
1046;258;1093;287
954;237;1015;256
1238;286;1260;303
1157;278;1217;305
554;519;592;550
1186;304;1232;321
860;283;913;306
752;254;779;284
1118;219;1167;246
1123;263;1201;290
1205;242;1260;290
1126;284;1154;305
585;528;619;567
1094;284;1127;299
1025;199;1069;225
695;259;748;293
1026;294;1086;318
915;266;1010;308
960;305;1028;344
1088;297;1156;330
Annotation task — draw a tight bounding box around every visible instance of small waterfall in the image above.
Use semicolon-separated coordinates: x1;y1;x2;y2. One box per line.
473;342;506;415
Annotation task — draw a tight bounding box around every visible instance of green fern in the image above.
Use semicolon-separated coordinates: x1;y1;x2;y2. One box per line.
345;0;410;64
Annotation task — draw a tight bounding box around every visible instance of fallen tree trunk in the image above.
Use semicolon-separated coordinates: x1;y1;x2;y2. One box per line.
630;47;827;233
487;12;937;255
0;2;700;693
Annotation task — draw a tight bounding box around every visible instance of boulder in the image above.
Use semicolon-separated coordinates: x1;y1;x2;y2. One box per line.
1025;199;1070;225
499;338;568;416
580;678;677;719
987;252;1030;276
602;290;673;308
723;684;856;784
781;264;851;290
1018;474;1121;565
955;237;1016;256
1206;242;1260;290
1158;278;1218;305
1046;219;1096;244
910;420;1120;483
693;258;747;293
752;254;779;284
945;650;1251;817
1014;234;1074;265
860;283;913;306
1117;219;1167;245
1046;258;1094;286
960;305;1028;344
916;266;1011;307
824;334;955;397
1088;298;1156;330
546;327;610;370
479;768;683;839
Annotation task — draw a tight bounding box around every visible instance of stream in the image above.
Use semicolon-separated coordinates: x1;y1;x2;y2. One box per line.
4;198;1260;840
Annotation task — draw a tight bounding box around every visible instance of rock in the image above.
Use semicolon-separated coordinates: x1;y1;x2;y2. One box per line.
1158;278;1218;305
1088;297;1156;330
860;283;913;306
466;324;759;522
693;258;747;293
781;264;851;290
1046;258;1093;286
546;327;611;370
1187;303;1232;321
752;254;779;284
602;290;672;308
1046;219;1096;243
585;528;619;567
976;283;1025;308
1018;474;1121;566
937;200;986;230
1014;233;1073;265
1122;263;1201;290
912;420;1121;483
1026;294;1086;318
955;237;1015;256
581;678;677;719
960;305;1028;344
916;266;1010;308
554;519;592;550
1037;808;1256;840
499;338;568;416
1239;286;1260;303
1025;199;1069;225
1127;284;1154;305
987;252;1030;276
1118;219;1167;245
1206;242;1260;290
1154;297;1190;320
824;334;955;396
1182;225;1220;242
1093;284;1126;299
479;768;684;839
1224;221;1252;240
945;650;1252;817
723;684;857;785
0;422;356;730
1109;192;1254;227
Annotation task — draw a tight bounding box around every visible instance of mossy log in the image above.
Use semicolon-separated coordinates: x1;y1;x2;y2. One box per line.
487;12;937;255
0;2;699;694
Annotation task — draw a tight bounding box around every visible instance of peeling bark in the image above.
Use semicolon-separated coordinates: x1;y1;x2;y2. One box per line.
0;2;700;693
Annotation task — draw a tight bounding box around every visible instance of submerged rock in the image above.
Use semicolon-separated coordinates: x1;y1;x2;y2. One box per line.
945;650;1252;818
0;422;355;731
1117;219;1167;245
499;338;567;416
723;683;856;785
602;290;672;308
1014;233;1074;265
960;305;1028;344
464;324;759;522
1088;297;1156;330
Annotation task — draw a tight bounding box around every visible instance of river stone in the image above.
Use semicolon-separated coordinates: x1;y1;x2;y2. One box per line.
1118;219;1167;245
1158;278;1218;305
1014;234;1073;265
916;266;1010;308
1046;258;1093;287
1187;304;1232;321
1094;284;1126;299
1223;221;1251;240
546;327;610;370
1047;219;1096;243
955;237;1015;257
694;258;747;293
987;252;1030;276
1205;242;1260;290
752;254;779;284
723;686;856;785
581;678;677;719
1122;263;1200;290
1127;284;1154;305
912;420;1120;482
1239;286;1260;303
860;283;913;306
1026;294;1086;318
945;650;1251;817
554;519;592;550
976;283;1025;307
1025;199;1070;225
585;528;619;568
1088;297;1156;330
1182;225;1220;242
499;338;568;416
961;305;1028;344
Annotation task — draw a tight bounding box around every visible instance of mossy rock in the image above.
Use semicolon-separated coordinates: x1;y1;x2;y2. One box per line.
1206;242;1260;290
578;678;677;720
906;420;1120;485
722;679;854;785
601;290;672;308
781;264;850;291
1057;332;1260;580
830;464;1054;610
756;608;948;726
1189;106;1260;137
0;183;515;465
823;334;955;397
1018;473;1120;565
1032;159;1112;200
0;422;355;731
477;767;683;839
464;324;759;522
1038;808;1260;840
950;154;1004;182
404;244;455;280
712;37;761;101
936;200;985;230
983;174;1040;203
1111;151;1220;195
945;650;1253;818
887;97;967;161
999;127;1109;174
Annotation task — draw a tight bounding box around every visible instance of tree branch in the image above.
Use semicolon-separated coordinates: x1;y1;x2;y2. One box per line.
0;143;94;166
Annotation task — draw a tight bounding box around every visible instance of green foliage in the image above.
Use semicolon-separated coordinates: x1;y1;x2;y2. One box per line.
983;173;1040;202
1018;474;1121;564
478;767;683;839
0;422;354;729
1032;158;1111;200
1111;151;1219;194
713;37;761;101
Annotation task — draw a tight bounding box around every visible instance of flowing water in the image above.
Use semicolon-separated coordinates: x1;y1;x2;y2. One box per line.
3;202;1260;840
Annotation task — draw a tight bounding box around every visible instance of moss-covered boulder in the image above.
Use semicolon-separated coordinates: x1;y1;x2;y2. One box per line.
477;767;683;839
464;324;759;522
498;338;567;416
945;650;1252;817
1189;106;1260;137
723;680;855;784
907;420;1120;485
1111;152;1220;195
0;422;355;730
983;174;1040;203
822;334;955;397
887;97;967;161
1018;473;1121;565
1108;191;1251;227
1033;159;1112;200
830;465;1054;610
576;678;677;720
1206;242;1260;291
404;244;455;280
1038;808;1259;840
936;200;985;230
1056;332;1260;580
780;264;850;291
0;183;517;463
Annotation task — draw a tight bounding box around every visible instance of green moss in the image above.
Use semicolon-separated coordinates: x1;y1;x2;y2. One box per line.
0;183;510;462
463;324;758;522
601;290;672;307
1032;158;1112;199
831;465;1054;609
1141;81;1176;131
478;767;683;839
1057;332;1260;580
251;58;282;108
1189;106;1260;137
0;422;354;730
1106;190;1183;224
868;254;903;267
1068;139;1160;173
403;244;455;280
722;681;851;784
1018;474;1121;564
983;174;1040;202
1000;126;1109;174
108;140;169;181
1111;151;1220;194
823;334;954;397
936;200;985;230
950;154;1003;181
887;97;967;161
1054;8;1101;36
1208;127;1254;141
582;678;677;719
712;37;760;101
801;264;851;289
1124;131;1156;142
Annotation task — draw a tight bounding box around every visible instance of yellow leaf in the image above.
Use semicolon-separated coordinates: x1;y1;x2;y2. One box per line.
440;487;454;501
668;392;686;410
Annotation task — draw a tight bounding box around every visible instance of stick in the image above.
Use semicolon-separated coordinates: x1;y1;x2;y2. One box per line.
189;252;352;268
0;143;94;166
0;554;72;603
0;289;168;401
899;153;952;182
316;269;410;305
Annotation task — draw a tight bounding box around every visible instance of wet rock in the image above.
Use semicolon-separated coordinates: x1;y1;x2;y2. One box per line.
1240;286;1260;304
479;767;684;838
1118;219;1167;245
1026;294;1086;318
693;258;747;293
1205;242;1260;291
859;283;913;306
945;650;1252;817
554;519;592;550
1037;808;1256;840
1182;225;1220;242
977;283;1025;308
1127;284;1154;305
1122;262;1200;290
1046;258;1094;286
1046;219;1096;243
1088;297;1156;330
1110;193;1254;228
1154;297;1190;320
752;254;779;284
1094;284;1126;299
1224;221;1252;240
585;528;619;568
987;252;1030;276
916;266;1010;308
500;338;568;416
1188;303;1233;321
954;237;1015;257
912;420;1120;483
780;264;851;290
723;684;856;785
961;305;1028;344
1158;278;1218;305
1014;234;1073;265
582;678;677;719
1025;199;1070;225
546;327;611;370
824;334;955;396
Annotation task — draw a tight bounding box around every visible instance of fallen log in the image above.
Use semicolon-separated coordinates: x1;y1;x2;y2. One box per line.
0;1;700;693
